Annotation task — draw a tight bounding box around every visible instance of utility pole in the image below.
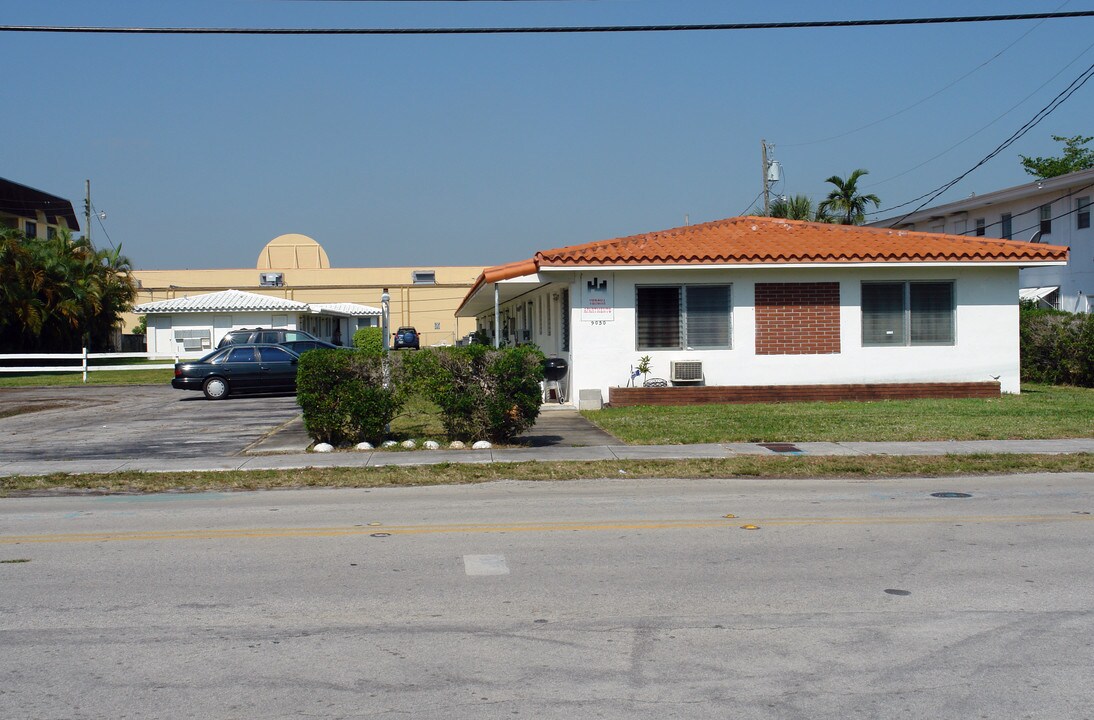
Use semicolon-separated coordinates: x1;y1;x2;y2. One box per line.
761;139;770;216
85;179;91;243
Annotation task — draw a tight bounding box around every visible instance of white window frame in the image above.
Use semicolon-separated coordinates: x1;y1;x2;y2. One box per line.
861;281;955;348
635;284;732;351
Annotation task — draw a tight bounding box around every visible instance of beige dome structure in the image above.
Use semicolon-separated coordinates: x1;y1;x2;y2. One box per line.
257;234;331;270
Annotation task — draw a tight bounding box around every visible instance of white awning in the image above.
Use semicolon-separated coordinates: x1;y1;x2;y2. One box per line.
1019;286;1059;301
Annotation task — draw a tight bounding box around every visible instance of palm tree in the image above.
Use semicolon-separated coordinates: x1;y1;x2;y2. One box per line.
768;194;832;222
818;169;881;225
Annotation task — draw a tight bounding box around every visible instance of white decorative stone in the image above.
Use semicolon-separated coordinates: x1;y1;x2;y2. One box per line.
401;440;417;449
449;441;466;449
423;440;440;450
382;440;398;448
313;443;334;453
355;442;374;451
472;440;492;450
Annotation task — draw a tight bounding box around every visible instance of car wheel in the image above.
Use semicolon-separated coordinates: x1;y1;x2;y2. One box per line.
203;376;230;400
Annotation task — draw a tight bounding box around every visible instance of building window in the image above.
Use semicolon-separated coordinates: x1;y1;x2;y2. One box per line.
412;270;436;285
1078;196;1090;230
1001;213;1012;240
561;288;570;352
24;220;37;238
1040;204;1052;235
862;281;954;347
953;219;967;235
975;218;986;236
636;285;731;351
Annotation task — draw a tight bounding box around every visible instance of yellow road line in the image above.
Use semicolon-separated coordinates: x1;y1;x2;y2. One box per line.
1;514;1090;545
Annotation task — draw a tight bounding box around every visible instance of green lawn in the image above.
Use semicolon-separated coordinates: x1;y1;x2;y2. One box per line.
584;384;1094;444
0;367;174;387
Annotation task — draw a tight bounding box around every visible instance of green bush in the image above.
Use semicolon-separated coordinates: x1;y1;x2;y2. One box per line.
405;345;545;443
1020;305;1094;387
353;326;383;354
296;349;406;446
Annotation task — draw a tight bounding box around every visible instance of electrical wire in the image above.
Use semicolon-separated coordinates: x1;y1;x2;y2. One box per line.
880;61;1094;226
781;4;1066;148
2;11;1092;35
866;39;1094;190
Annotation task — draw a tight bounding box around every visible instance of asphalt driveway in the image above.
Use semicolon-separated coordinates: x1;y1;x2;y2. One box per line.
0;385;301;462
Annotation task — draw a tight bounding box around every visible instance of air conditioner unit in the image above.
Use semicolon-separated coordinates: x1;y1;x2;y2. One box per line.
670;360;704;384
259;272;284;287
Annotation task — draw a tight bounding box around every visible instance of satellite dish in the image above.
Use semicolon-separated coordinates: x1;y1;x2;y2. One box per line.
1028;230;1043;243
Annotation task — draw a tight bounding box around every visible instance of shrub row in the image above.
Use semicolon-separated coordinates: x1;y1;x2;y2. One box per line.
296;345;546;446
1020;306;1094;387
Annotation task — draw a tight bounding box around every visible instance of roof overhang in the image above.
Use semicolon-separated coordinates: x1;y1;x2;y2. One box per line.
456;272;550;317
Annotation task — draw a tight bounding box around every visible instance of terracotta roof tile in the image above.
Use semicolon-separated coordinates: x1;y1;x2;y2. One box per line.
458;216;1068;313
536;216;1069;266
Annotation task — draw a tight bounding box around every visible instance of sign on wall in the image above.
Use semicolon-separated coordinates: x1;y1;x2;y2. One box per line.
581;273;614;322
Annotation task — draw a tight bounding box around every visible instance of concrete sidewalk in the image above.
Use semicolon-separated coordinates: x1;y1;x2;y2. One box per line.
2;435;1092;478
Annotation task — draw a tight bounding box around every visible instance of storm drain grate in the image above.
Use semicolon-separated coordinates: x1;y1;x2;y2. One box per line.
930;492;972;499
759;443;803;454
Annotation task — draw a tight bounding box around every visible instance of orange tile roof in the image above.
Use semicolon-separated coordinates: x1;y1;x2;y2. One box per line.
459;216;1068;313
535;216;1068;267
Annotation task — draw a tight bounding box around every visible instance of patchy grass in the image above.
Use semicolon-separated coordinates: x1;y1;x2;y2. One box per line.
585;384;1094;444
2;453;1093;496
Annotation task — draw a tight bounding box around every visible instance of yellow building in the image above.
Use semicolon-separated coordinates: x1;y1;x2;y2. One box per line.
126;234;485;348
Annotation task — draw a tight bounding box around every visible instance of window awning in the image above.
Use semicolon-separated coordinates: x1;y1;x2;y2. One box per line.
1019;286;1059;301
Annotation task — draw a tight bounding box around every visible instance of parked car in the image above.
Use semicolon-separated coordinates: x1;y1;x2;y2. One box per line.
279;339;347;355
217;327;322;348
172;344;301;400
393;326;420;350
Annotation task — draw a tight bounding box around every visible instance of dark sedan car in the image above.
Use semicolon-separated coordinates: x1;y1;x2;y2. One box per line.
172;344;300;400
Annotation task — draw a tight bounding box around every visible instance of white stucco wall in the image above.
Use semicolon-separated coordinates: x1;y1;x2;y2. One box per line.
482;265;1022;399
145;312;300;354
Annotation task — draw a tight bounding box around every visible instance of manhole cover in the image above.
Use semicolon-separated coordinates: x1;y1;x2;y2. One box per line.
931;492;972;499
759;443;802;453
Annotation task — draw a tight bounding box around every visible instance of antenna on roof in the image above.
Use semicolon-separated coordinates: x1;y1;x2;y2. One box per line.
1028;230;1043;244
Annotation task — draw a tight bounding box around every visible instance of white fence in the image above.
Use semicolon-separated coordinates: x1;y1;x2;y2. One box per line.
0;349;207;383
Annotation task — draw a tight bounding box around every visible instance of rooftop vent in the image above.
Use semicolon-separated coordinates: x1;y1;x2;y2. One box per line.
260;272;284;287
412;270;436;285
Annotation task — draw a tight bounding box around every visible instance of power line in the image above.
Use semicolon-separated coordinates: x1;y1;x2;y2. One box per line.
2;11;1093;35
880;61;1094;226
781;6;1063;148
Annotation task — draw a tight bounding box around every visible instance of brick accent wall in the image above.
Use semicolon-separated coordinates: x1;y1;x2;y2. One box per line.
755;282;841;355
608;382;1001;407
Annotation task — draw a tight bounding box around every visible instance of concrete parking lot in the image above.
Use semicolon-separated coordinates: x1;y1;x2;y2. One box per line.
0;386;301;462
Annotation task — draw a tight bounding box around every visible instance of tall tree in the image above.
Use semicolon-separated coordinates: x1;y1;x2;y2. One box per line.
1020;134;1094;179
768;194;831;223
0;229;136;352
818;169;881;225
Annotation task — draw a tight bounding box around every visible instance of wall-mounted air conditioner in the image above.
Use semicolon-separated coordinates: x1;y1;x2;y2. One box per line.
670;360;704;384
260;272;284;287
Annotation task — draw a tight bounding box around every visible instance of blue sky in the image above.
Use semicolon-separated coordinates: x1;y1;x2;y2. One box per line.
4;1;1093;269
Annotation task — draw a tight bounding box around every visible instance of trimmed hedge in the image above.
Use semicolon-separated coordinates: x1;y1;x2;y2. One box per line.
405;345;546;443
1020;306;1094;387
353;326;384;354
296;349;406;445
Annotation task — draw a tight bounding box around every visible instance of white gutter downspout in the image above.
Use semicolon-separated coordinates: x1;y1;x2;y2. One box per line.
494;284;500;348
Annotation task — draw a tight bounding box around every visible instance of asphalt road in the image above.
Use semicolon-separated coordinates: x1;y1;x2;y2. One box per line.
0;385;301;461
2;474;1092;719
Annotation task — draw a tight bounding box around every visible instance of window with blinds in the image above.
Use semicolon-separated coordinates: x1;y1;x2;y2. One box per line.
862;281;954;347
636;285;731;350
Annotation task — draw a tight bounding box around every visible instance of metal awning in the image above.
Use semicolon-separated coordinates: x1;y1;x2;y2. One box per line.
1019;286;1059;301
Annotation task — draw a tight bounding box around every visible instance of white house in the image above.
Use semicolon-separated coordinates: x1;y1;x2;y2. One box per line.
133;289;380;354
456;216;1067;406
869;167;1094;313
